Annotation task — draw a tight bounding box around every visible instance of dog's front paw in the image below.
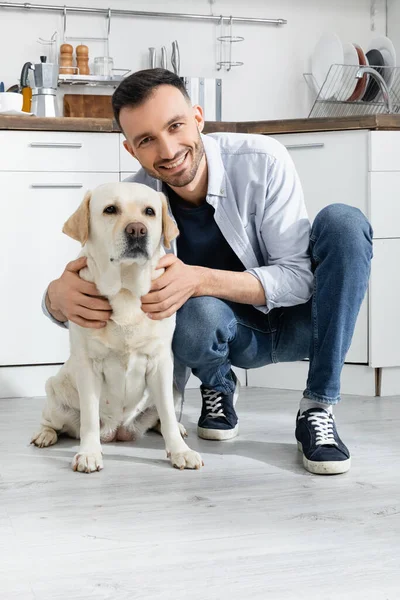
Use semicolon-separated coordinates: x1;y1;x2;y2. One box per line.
31;427;58;448
72;450;103;473
169;449;203;470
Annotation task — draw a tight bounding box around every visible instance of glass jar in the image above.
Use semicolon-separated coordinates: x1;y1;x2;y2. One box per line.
93;56;114;78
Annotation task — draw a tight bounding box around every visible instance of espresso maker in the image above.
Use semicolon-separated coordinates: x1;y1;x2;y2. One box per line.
20;57;60;117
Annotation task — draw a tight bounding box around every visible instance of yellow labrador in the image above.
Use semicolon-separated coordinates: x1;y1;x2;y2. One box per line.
31;182;203;473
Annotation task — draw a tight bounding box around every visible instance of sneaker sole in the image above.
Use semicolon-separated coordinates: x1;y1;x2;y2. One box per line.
197;378;240;441
297;441;351;475
197;423;239;441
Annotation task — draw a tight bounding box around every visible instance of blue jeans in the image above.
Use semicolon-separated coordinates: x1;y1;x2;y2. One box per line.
172;204;373;405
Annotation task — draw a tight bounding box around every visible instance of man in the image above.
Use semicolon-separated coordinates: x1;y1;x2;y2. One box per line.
43;69;372;475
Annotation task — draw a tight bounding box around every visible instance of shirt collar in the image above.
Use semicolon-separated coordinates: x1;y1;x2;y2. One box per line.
202;133;227;198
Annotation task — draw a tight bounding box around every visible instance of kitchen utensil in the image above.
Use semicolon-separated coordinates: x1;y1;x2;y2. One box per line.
182;77;221;121
161;46;167;70
347;44;369;101
76;44;90;75
0;92;23;112
59;43;74;75
23;56;60;117
362;49;385;102
366;36;397;90
19;61;33;112
171;40;180;75
93;56;114;77
63;94;113;118
149;47;156;69
311;32;344;99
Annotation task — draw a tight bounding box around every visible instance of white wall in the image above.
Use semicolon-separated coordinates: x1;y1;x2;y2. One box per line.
388;0;400;60
0;0;387;120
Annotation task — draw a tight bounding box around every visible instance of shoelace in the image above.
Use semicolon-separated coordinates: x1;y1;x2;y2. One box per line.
203;389;226;419
305;411;338;446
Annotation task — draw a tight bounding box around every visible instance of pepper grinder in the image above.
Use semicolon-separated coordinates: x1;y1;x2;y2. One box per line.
76;45;90;75
59;43;74;74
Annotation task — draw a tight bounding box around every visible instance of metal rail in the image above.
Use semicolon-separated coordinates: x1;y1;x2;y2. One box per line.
0;2;287;25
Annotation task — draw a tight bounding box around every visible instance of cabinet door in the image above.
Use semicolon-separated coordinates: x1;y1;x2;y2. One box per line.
369;239;400;367
0;131;120;173
0;171;119;366
270;130;369;364
271;130;369;220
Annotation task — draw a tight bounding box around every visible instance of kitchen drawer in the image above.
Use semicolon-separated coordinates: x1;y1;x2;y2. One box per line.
0;130;119;172
0;171;119;366
119;134;141;173
369;131;400;171
369;238;400;367
270;130;369;221
369;172;400;238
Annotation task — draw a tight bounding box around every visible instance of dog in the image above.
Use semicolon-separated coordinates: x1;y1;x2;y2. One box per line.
31;182;203;473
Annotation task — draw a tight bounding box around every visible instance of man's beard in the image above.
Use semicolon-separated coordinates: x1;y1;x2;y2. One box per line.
143;130;205;188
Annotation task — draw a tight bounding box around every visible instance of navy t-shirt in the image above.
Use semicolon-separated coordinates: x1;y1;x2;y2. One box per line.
167;188;245;272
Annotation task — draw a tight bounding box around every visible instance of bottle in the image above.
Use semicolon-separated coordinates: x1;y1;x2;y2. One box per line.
76;45;90;75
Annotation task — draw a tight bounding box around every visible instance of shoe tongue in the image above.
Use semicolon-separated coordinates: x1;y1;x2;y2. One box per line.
305;407;331;416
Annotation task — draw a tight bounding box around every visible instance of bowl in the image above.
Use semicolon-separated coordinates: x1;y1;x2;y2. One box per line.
0;92;23;112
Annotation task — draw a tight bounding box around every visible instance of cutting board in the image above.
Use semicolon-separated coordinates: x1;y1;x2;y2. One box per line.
63;94;114;119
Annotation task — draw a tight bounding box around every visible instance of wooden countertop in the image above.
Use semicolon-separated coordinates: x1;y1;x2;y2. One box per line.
1;114;400;134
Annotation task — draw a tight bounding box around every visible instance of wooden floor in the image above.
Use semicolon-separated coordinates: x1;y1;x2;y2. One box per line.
1;388;400;600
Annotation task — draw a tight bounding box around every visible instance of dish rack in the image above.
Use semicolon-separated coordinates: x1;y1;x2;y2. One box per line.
304;64;400;118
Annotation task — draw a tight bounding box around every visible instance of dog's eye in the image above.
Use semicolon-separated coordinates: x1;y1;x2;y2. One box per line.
145;207;155;216
104;205;117;215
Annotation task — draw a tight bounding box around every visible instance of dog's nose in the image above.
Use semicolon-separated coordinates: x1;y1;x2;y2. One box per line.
125;222;147;238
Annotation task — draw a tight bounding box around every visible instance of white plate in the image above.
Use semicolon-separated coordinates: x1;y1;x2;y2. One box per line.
0;109;35;116
336;42;360;100
311;32;344;99
367;36;396;89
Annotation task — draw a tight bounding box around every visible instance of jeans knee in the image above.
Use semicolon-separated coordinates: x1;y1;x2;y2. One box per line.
172;297;235;365
312;203;373;259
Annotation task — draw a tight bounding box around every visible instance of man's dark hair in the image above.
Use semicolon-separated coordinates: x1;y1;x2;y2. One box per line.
112;68;190;129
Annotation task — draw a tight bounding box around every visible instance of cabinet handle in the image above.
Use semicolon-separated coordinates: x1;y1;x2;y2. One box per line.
285;143;325;150
29;142;83;148
30;183;83;189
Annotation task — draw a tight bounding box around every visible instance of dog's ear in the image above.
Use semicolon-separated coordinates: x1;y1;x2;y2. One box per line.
62;190;91;245
160;193;179;249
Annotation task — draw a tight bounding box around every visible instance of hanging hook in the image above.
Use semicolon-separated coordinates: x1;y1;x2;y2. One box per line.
63;5;67;43
216;15;223;71
106;7;111;58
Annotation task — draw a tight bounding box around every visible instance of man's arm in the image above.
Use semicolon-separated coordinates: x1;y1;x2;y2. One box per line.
42;257;113;329
141;255;265;320
194;267;265;305
45;284;68;324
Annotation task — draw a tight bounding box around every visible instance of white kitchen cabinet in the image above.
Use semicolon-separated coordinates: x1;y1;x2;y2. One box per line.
0;171;119;366
369;238;400;368
0;131;119;173
369;172;400;238
271;130;369;220
271;130;370;364
369;131;400;171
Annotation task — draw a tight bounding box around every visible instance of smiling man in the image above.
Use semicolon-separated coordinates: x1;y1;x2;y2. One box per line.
43;68;373;475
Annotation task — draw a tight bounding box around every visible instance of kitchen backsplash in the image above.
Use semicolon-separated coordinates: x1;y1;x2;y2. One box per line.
0;0;390;121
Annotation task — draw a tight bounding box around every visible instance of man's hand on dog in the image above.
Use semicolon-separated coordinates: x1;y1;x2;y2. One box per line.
47;257;112;328
141;254;200;320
